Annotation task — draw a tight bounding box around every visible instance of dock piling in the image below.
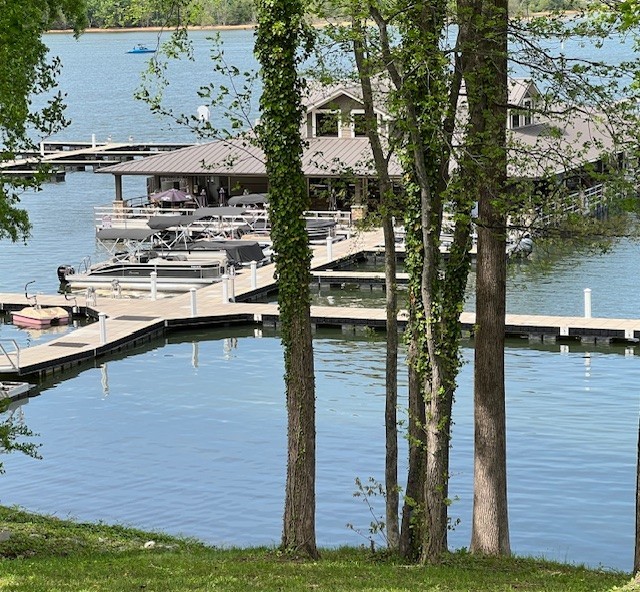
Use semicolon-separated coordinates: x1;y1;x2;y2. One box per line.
250;261;257;290
150;272;158;301
190;288;197;317
229;267;236;302
584;288;592;318
326;236;333;262
99;312;107;344
222;275;229;303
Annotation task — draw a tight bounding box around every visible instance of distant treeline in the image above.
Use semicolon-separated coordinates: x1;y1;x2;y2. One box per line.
51;0;257;29
50;0;584;30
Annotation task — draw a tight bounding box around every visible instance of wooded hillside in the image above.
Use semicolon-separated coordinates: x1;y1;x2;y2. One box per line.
50;0;585;29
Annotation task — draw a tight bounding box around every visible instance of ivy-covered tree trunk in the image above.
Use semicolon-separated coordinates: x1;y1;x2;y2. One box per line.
458;0;511;556
394;3;469;563
399;326;425;558
366;0;471;562
254;0;318;558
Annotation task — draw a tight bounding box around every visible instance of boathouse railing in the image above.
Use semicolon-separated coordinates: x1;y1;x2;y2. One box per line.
538;183;605;228
94;202;353;232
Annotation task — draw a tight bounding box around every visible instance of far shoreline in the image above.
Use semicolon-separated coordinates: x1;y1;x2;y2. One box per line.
48;24;256;34
48;10;581;35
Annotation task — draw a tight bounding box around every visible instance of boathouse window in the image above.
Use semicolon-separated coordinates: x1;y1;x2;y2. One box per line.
351;110;368;137
523;99;533;126
314;111;340;137
510;98;534;129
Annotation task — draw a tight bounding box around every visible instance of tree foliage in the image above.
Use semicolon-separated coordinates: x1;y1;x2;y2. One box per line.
0;0;86;242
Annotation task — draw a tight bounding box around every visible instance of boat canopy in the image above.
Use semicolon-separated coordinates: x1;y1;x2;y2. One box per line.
227;193;269;206
96;228;158;241
147;215;194;230
186;240;265;264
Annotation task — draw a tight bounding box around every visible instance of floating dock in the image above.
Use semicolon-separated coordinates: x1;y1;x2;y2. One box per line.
1;229;639;382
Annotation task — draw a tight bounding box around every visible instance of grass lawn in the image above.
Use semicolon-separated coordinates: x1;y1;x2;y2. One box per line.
0;506;635;592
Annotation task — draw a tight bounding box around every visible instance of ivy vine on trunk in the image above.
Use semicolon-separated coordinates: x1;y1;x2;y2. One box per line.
254;0;319;559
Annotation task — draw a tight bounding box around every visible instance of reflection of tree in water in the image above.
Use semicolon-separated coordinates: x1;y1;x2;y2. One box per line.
0;401;41;473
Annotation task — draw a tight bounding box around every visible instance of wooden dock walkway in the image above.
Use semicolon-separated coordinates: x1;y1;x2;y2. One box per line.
0;141;193;178
1;228;639;379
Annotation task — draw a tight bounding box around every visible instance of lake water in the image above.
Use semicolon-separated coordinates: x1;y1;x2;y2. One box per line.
0;28;639;571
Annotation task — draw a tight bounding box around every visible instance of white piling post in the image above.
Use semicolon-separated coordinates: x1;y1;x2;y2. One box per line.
99;312;107;345
222;274;229;303
326;236;333;262
39;142;45;157
250;261;257;290
150;271;157;301
190;287;197;317
91;133;96;148
229;267;236;302
584;288;592;318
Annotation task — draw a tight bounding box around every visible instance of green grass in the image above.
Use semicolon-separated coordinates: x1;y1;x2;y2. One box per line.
0;506;633;592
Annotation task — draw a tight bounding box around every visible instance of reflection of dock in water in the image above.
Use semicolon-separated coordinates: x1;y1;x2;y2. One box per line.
1;228;639;382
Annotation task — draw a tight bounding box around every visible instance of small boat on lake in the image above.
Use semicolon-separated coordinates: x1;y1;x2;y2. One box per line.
10;282;70;328
127;44;156;54
57;251;228;294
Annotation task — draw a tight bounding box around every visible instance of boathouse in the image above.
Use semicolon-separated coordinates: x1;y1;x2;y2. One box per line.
97;77;625;218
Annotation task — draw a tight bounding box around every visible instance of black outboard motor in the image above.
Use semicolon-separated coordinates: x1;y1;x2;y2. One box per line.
57;264;74;284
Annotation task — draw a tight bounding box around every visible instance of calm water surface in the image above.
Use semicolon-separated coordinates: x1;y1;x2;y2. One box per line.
0;29;638;571
0;328;637;572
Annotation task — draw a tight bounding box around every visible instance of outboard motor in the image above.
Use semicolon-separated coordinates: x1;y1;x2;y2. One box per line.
57;264;74;284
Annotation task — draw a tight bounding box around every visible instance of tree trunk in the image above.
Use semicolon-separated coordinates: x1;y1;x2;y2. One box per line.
282;307;317;556
352;20;400;549
255;0;318;558
383;212;400;549
400;328;426;559
459;0;511;557
470;199;510;555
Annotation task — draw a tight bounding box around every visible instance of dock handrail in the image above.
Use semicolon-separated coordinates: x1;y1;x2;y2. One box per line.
78;256;92;274
24;281;38;308
0;340;20;371
304;210;352;227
